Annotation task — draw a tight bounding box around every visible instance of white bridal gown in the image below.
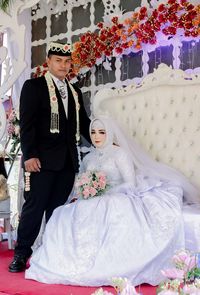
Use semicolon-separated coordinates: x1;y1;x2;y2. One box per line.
25;145;184;286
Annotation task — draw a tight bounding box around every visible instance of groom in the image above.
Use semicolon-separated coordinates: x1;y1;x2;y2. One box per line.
9;42;91;272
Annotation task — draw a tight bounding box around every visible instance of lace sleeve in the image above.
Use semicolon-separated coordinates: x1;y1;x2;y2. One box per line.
115;148;136;185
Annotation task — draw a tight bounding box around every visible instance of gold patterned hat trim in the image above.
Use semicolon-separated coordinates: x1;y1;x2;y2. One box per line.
47;42;72;56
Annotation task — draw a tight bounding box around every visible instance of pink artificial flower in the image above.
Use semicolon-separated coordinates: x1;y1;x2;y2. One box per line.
89;187;97;197
92;181;98;189
173;250;196;271
99;174;106;182
80;174;90;185
99;180;106;189
161;268;184;279
76;170;108;199
82;186;90;198
96;171;106;178
184;256;196;271
7;124;15;136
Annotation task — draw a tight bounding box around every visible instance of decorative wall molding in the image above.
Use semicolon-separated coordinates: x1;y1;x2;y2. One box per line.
0;0;40;99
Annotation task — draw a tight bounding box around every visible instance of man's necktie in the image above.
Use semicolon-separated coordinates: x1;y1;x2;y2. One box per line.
58;80;68;118
59;80;67;100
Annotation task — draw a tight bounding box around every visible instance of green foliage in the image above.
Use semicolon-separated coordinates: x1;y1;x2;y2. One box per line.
0;0;12;11
187;267;200;281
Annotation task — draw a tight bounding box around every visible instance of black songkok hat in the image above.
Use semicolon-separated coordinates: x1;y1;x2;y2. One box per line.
47;42;72;57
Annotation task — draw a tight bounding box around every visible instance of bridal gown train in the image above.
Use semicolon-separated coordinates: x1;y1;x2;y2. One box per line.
25;145;184;286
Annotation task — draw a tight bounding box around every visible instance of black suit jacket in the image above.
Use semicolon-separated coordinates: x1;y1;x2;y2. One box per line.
19;76;90;172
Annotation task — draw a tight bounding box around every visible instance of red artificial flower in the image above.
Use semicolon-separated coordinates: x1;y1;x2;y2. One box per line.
139;6;147;20
158;4;166;12
86;62;93;68
111;25;118;33
80;35;86;42
95;40;101;47
162;28;169;35
168;26;177;35
184;30;191;36
113;35;120;42
168;14;178;23
121;42;129;49
97;22;104;29
168;3;179;13
168;0;176;5
95;52;102;58
139;14;146;21
190;30;198;37
100;44;106;51
115;47;123;54
80;53;88;60
187;10;197;19
180;0;188;6
153;21;161;31
112;17;118;24
177;20;184;28
104;50;112;56
117;24;123;29
149;37;157;44
152;9;158;18
140;6;147;14
184;22;193;29
158;14;167;22
99;34;106;41
186;4;194;10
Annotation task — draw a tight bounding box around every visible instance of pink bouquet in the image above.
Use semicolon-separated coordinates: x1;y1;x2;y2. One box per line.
75;171;109;199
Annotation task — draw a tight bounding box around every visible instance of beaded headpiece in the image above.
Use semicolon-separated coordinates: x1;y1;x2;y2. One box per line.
47;42;72;57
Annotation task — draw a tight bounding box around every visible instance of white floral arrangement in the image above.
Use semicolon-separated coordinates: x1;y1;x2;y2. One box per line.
91;277;139;295
157;249;200;295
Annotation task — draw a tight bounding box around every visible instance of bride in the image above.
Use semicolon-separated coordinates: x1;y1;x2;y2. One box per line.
25;116;199;286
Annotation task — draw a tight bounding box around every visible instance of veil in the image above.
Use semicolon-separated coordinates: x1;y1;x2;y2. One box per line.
91;115;200;204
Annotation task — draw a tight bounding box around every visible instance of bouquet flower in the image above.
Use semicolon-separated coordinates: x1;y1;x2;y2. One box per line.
75;170;109;199
7;109;20;155
157;249;200;295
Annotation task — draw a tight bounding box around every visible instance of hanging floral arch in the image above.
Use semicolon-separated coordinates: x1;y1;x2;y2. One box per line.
34;0;200;79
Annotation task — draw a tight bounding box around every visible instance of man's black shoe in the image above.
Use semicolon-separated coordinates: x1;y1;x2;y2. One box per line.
8;254;28;273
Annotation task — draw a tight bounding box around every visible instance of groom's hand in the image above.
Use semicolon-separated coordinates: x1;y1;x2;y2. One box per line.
25;158;41;172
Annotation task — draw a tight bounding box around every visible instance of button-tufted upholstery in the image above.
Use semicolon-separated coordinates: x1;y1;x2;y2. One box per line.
93;63;200;251
93;63;200;194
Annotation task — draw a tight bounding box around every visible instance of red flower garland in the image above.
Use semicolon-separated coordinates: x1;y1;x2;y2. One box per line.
34;0;200;79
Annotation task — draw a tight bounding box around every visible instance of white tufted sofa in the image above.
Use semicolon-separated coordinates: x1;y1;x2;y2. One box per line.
92;63;200;252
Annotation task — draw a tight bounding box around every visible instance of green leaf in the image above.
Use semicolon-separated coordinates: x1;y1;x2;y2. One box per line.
0;0;12;11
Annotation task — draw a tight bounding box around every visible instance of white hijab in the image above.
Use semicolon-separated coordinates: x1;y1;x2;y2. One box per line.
90;118;114;149
89;116;200;204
